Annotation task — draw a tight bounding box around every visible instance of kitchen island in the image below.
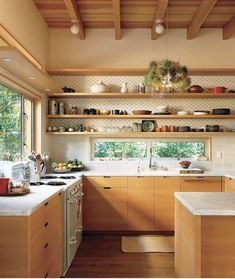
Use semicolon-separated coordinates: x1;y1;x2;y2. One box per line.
175;192;235;278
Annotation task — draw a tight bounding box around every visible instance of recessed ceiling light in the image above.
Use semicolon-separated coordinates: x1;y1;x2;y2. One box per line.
45;88;51;91
3;58;13;62
28;76;35;80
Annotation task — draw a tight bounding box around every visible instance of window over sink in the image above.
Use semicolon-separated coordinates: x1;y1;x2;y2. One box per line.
92;138;209;161
0;83;33;162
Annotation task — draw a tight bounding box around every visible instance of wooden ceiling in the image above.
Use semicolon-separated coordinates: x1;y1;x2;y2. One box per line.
33;0;235;40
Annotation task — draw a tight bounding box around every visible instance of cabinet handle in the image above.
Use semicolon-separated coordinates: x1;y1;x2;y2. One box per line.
44;202;48;206
137;176;144;178
44;242;48;249
44;222;48;227
103;176;111;178
229;177;233;180
59;192;62;195
103;187;111;189
44;272;48;278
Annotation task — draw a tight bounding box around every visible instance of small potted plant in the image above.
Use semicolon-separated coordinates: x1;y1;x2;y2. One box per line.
179;160;191;169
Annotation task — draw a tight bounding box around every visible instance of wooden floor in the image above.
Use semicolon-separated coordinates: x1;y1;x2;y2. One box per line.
66;234;175;278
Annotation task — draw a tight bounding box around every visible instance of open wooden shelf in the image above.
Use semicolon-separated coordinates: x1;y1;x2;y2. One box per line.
46;132;235;137
46;68;235;76
46;92;235;99
47;114;235;120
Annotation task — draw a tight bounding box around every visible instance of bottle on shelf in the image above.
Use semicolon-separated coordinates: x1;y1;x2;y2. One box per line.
120;82;128;93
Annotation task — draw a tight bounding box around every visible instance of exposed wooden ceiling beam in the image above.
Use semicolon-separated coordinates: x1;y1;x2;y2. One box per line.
112;0;121;40
187;0;218;40
64;0;85;40
223;14;235;39
151;0;168;40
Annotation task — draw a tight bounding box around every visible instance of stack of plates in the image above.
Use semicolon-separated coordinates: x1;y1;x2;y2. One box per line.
177;111;191;115
193;110;210;115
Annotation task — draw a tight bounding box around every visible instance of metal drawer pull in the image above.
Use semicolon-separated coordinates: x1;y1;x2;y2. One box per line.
104;187;111;189
103;176;111;178
44;222;48;227
229;177;233;180
44;243;48;249
44;202;48;206
44;272;48;278
59;192;62;195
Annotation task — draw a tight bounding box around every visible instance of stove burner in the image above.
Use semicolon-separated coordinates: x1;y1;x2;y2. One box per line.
59;176;76;179
30;182;45;186
41;175;58;179
47;181;67;186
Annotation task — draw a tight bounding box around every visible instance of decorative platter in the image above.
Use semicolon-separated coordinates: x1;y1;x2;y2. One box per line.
141;120;155;132
52;168;72;173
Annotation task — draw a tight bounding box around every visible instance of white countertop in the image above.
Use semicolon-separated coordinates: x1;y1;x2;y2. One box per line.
0;186;63;216
175;192;235;216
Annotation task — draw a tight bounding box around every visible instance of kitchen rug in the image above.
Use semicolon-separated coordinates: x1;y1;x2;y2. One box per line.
121;235;174;253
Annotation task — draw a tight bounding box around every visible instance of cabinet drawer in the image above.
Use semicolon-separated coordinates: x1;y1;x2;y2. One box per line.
180;176;222;192
85;176;127;188
29;193;61;237
30;219;58;277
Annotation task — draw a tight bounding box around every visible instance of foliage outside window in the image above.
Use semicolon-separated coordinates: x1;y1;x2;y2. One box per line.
93;140;147;160
93;139;207;161
0;84;33;161
152;140;206;159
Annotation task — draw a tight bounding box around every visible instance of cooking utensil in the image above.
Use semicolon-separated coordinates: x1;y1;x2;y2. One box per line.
187;85;204;93
210;87;227;93
212;108;230;115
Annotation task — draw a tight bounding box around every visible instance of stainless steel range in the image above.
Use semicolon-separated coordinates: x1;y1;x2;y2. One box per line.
30;174;83;275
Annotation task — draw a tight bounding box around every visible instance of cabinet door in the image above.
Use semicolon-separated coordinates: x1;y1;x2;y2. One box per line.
127;176;154;231
154;177;180;231
180;176;222;192
83;177;127;231
224;177;235;192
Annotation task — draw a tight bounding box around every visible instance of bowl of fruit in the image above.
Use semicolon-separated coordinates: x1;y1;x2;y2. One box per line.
51;162;72;173
67;159;85;171
179;160;191;169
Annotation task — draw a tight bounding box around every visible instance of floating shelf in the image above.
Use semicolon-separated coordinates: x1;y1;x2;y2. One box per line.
46;92;235;99
46;132;235;137
46;68;235;76
47;114;235;120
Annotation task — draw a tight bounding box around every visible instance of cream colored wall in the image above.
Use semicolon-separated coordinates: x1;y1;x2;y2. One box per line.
0;0;49;68
49;28;235;68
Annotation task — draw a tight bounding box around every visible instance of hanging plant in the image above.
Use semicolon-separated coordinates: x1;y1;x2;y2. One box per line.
144;59;191;93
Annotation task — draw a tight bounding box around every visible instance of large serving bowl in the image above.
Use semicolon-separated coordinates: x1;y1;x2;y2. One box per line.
89;82;108;93
132;110;152;115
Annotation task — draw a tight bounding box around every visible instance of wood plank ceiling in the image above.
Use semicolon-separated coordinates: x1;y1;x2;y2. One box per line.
33;0;235;40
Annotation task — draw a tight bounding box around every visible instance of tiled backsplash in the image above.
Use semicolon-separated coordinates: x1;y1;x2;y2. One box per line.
48;75;235;171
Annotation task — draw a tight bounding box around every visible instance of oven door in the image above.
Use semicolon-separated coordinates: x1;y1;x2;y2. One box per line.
67;191;83;268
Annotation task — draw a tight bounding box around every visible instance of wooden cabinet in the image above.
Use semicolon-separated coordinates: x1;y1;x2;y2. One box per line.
154;177;180;231
0;192;63;278
127;176;154;231
180;176;222;192
224;176;235;192
83;176;128;231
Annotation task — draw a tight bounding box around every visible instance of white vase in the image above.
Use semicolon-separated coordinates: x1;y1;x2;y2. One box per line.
120;82;128;93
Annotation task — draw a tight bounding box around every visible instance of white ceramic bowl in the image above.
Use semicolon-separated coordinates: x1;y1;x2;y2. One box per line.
177;111;191;115
155;105;169;112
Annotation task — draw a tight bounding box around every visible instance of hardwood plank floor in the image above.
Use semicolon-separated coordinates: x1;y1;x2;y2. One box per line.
66;234;175;278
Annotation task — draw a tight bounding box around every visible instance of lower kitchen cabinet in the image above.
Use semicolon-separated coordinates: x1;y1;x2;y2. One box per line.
154;177;180;231
224;177;235;192
83;176;128;231
180;176;222;192
127;176;154;231
0;192;63;278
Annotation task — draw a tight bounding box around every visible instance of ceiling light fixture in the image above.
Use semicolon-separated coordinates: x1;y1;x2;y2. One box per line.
155;19;164;34
3;58;13;62
70;19;79;34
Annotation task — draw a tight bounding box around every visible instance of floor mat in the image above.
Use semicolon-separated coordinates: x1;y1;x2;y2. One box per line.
122;235;174;253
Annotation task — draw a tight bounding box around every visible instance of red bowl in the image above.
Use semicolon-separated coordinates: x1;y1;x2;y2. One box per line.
210;87;227;93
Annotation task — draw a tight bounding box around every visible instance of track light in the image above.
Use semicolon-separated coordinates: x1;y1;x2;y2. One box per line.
155;19;164;34
70;19;79;34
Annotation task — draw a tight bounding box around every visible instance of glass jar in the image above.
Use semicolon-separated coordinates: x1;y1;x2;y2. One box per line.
70;106;78;115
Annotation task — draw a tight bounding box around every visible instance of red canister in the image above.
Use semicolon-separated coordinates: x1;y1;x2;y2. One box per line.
0;178;10;194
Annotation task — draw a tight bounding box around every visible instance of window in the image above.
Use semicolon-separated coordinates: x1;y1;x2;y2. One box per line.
0;84;33;161
93;139;147;160
92;138;209;161
152;139;207;160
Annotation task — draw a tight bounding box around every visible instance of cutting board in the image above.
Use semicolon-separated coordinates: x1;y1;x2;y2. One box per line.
179;168;204;174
